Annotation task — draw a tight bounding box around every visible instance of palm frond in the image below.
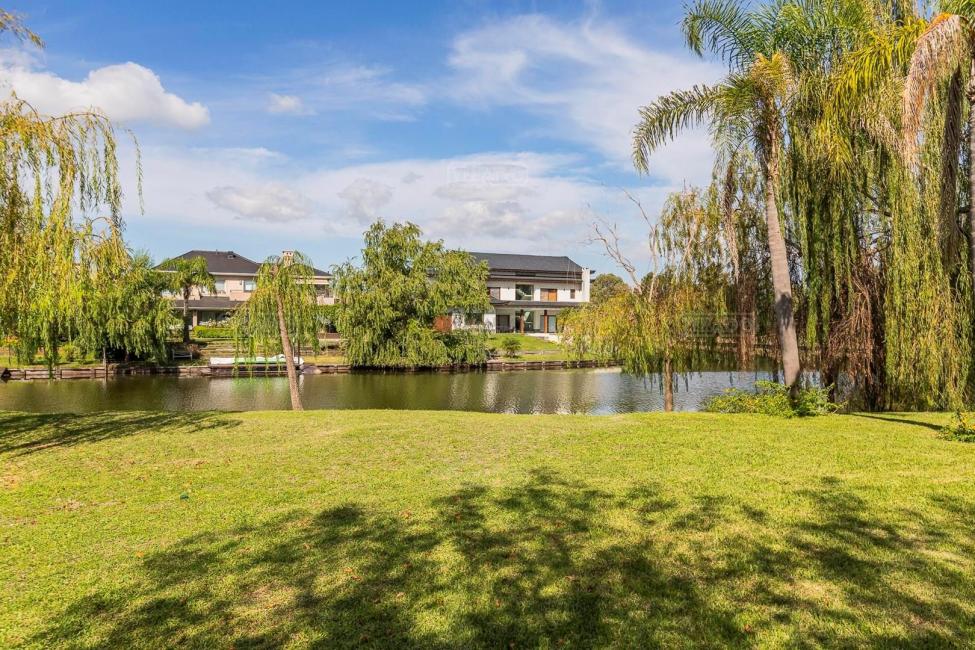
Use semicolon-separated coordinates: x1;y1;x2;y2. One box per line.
631;84;726;174
902;12;970;159
682;0;762;70
941;0;975;20
829;15;925;119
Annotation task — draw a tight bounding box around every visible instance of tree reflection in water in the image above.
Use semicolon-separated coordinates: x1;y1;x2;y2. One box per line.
0;368;777;414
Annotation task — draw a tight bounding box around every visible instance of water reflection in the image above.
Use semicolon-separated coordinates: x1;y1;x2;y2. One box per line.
0;368;779;415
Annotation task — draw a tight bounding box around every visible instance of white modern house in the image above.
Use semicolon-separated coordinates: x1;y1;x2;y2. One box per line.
458;252;592;334
159;250;334;326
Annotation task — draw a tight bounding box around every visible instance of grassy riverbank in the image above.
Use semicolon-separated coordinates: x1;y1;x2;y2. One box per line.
2;410;973;647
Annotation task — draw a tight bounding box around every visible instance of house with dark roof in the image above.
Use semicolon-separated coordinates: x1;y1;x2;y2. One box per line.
466;252;591;334
159;250;333;326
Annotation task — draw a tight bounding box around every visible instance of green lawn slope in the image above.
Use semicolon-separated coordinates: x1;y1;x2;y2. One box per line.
1;410;972;647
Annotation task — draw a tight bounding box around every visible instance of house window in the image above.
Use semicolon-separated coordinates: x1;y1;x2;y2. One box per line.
515;284;534;301
488;286;502;300
214;280;226;293
570;289;576;299
542;288;557;302
243;280;256;292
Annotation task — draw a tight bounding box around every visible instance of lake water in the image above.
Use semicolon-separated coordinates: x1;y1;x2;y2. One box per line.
0;368;777;414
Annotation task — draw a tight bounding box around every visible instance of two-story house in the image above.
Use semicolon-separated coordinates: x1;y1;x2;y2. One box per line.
469;252;591;334
160;250;334;326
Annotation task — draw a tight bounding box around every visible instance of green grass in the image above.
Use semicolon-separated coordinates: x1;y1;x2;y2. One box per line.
488;333;561;352
2;410;974;647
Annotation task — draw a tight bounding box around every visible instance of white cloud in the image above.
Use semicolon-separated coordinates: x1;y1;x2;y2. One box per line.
122;145;608;252
319;64;426;109
0;58;209;129
447;14;719;182
266;92;309;115
257;62;426;122
338;179;394;224
206;184;313;222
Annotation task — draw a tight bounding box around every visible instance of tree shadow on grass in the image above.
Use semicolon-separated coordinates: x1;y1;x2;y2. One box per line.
0;411;242;457
852;413;944;432
29;471;975;648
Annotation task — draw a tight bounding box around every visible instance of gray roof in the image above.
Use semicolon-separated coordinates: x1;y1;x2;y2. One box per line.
164;250;260;275
469;252;584;275
163;250;330;277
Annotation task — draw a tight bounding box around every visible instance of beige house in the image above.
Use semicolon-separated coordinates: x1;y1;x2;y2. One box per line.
160;250;334;326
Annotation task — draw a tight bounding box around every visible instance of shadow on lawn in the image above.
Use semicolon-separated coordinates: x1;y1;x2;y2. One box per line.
0;411;242;457
31;471;975;648
853;413;944;432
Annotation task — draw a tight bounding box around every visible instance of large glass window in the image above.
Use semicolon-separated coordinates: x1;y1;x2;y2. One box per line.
515;284;534;301
488;286;502;300
214;280;226;293
243;280;256;292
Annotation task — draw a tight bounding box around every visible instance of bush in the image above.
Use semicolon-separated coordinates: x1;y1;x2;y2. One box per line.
941;412;975;443
442;330;489;365
500;336;522;358
704;380;837;418
59;342;81;364
319;336;346;355
792;384;838;417
193;325;234;340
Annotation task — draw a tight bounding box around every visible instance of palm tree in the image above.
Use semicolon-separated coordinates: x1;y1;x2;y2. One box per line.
632;0;802;390
158;256;215;343
902;4;975;290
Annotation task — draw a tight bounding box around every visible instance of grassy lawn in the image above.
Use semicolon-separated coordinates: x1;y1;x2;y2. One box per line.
488;333;561;352
2;410;974;647
487;334;581;361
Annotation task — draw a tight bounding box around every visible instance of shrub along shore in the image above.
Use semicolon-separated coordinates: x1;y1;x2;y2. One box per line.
2;409;973;647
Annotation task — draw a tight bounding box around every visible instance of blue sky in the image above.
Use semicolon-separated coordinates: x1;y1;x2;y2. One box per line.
5;0;719;273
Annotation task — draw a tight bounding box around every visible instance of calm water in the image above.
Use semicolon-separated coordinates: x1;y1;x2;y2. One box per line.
0;368;776;414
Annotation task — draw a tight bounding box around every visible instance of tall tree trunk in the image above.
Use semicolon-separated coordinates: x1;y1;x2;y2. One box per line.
663;356;674;412
47;337;57;380
276;293;303;411
968;60;975;293
763;168;801;390
182;287;191;343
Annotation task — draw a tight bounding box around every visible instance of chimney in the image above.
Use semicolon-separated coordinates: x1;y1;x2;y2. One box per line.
281;250;295;263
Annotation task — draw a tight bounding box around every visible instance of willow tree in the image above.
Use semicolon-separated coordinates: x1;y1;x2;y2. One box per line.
233;252;318;411
563;188;731;411
769;0;915;404
158;256;215;342
0;14;139;376
819;0;975;408
632;0;802;392
332;221;490;368
78;237;177;369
